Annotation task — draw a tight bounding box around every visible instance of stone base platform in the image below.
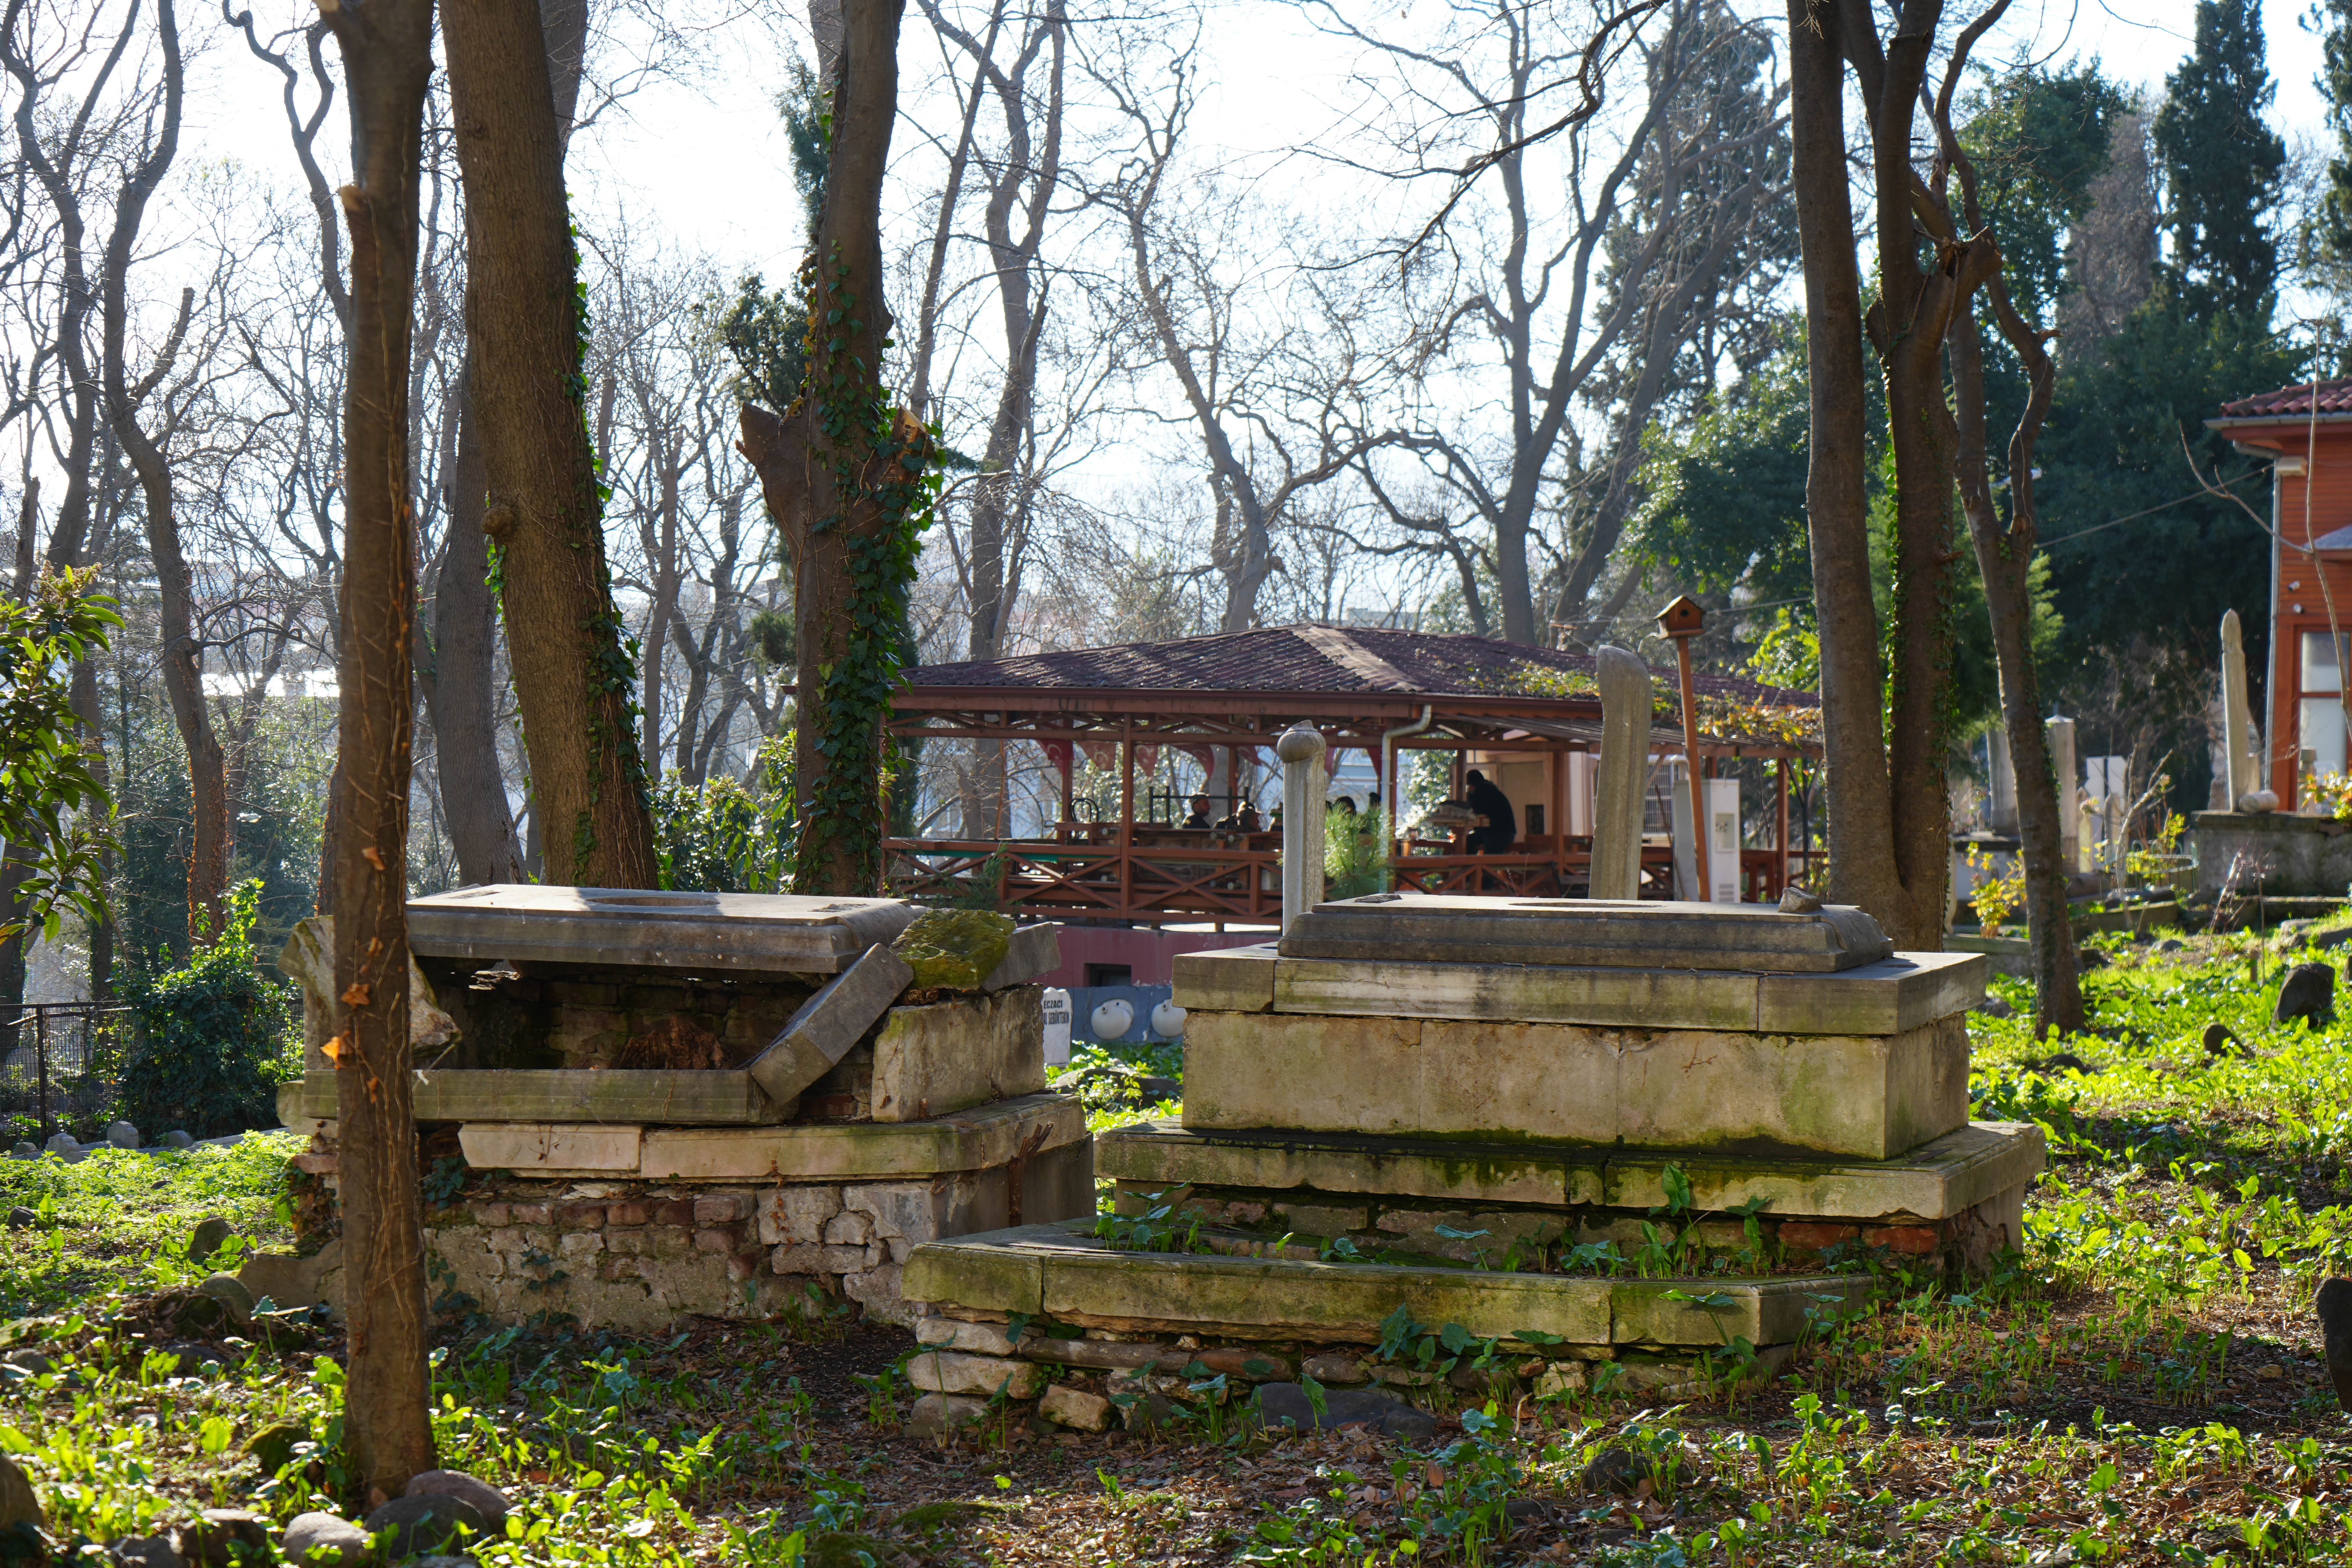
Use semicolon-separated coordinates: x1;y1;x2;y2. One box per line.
896;1218;1873;1436
1096;1118;2044;1277
268;1093;1091;1333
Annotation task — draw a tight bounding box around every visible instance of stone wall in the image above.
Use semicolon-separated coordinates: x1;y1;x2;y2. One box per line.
900;1311;1791;1441
416;1140;1091;1333
2194;811;2352;897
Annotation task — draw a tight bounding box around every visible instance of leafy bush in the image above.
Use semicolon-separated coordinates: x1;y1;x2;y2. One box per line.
652;733;795;892
117;880;298;1139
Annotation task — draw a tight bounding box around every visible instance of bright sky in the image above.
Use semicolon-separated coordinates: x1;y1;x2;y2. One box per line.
183;0;2340;305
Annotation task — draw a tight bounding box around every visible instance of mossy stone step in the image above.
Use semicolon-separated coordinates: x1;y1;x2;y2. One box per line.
903;1219;1871;1349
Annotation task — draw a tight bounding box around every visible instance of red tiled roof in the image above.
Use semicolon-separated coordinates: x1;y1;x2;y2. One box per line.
904;624;1815;707
2219;379;2352;419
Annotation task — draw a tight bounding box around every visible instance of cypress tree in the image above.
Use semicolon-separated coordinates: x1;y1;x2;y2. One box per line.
2316;0;2352;261
2152;0;2286;321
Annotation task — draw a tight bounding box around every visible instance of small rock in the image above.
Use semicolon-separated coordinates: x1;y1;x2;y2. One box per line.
403;1472;510;1531
1254;1382;1437;1440
242;1422;307;1475
188;1217;232;1264
1581;1440;1705;1497
43;1133;77;1157
362;1495;485;1560
2076;948;2109;971
114;1534;187;1568
197;1276;255;1326
280;1513;368;1568
2202;1022;2246;1057
1300;1353;1366;1385
7;1142;31;1161
176;1509;270;1565
906;1392;990;1442
1038;1384;1112;1432
2317;1277;2352;1412
2036;1052;2090;1076
4;1208;34;1231
410;1556;478;1568
2277;962;2337;1029
1972;996;2015;1020
107;1122;140;1150
0;1453;39;1532
1;1350;53;1381
163;1131;194;1150
2316;928;2352;952
1779;884;1822;914
2156;938;2187;953
160;1339;226;1372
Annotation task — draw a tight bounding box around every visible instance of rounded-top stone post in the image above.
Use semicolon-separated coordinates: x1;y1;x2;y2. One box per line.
1592;646;1653;901
1277;725;1328;932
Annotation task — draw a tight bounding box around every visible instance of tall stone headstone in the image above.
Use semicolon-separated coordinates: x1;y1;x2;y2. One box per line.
1987;727;2018;835
2045;716;2077;872
2222;609;2257;809
1277;726;1328;932
1591;646;1653;901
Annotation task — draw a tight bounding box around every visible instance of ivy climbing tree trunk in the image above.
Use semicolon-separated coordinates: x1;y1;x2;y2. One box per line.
445;0;657;889
322;0;437;1503
739;0;934;897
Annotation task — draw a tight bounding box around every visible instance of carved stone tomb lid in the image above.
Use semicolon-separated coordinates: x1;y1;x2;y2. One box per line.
406;884;918;974
1277;892;1893;973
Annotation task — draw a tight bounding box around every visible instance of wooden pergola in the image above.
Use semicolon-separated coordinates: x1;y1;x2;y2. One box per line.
879;624;1823;925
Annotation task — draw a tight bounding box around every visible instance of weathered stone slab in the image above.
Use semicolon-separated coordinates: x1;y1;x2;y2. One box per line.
1612;1014;1967;1159
1612;1276;1868;1348
1096;1120;1589;1207
1597;1121;2047;1221
1256;948;1979;1035
1280;894;1892;973
904;1219;1873;1348
1182;1010;1967;1158
892;908;1014;990
871;987;1047;1122
1277;958;1761;1032
1754;953;1985;1035
1172;946;1278;1013
1096;1119;2045;1224
405;885;916;974
638;1092;1083;1180
748;944;914;1105
984;924;1063;991
293;1068;785;1125
905;1350;1045;1399
458;1124;644;1174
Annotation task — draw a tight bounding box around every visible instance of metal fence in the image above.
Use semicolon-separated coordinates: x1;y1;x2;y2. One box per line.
0;1003;128;1141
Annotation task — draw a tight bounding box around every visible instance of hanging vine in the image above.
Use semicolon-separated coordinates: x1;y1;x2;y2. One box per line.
788;241;942;894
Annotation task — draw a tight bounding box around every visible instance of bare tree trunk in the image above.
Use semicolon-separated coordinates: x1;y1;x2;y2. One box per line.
1784;0;1996;949
426;358;525;884
87;0;231;943
639;442;681;784
324;0;438;1501
445;0;656;889
1784;0;1885;909
1938;64;2084;1035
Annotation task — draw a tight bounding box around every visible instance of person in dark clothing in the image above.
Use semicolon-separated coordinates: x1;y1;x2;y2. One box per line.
1182;794;1214;829
1463;770;1517;854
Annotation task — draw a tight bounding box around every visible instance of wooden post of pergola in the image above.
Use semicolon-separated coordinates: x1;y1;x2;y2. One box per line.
1776;757;1792;894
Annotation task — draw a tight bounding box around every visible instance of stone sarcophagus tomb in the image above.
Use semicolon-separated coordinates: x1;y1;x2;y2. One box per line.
891;891;2042;1433
266;887;1089;1329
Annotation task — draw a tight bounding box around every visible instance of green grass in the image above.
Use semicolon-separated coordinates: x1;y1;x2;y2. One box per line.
21;939;2352;1564
0;1134;301;1316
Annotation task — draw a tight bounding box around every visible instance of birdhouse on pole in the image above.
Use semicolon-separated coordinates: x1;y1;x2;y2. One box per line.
1654;595;1705;640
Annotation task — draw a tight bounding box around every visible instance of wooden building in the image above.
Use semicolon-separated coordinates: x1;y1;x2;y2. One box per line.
2211;379;2352;804
878;625;1821;952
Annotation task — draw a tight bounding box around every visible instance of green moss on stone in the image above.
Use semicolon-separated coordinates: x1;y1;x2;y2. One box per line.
892;908;1016;991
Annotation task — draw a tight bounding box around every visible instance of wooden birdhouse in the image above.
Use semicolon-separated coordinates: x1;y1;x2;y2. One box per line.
1654;595;1705;639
